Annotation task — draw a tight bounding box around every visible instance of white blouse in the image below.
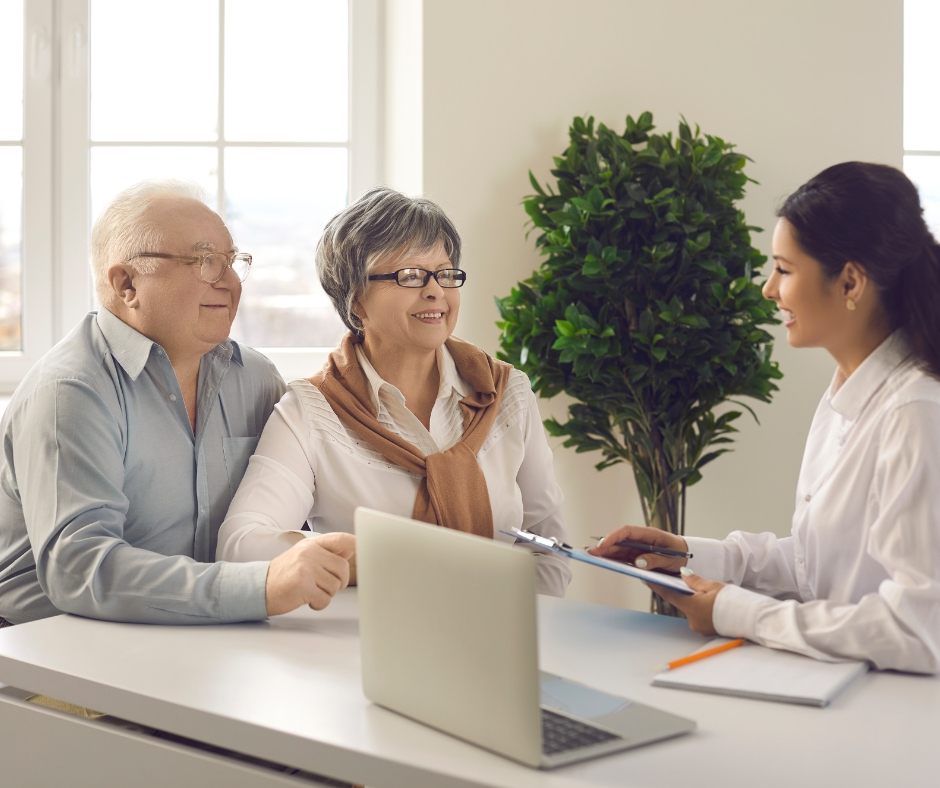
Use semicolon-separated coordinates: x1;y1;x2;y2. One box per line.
687;332;940;673
218;344;572;596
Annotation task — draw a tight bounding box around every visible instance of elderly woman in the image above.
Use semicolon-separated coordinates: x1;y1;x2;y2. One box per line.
218;187;572;598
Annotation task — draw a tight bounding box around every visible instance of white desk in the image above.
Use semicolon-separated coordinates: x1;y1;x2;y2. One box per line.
0;591;937;788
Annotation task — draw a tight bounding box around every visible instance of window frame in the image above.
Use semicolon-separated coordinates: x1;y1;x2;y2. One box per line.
1;0;380;391
0;0;54;389
903;0;940;238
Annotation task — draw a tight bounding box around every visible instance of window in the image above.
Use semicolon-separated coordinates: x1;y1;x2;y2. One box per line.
0;0;380;389
0;0;23;352
904;0;940;236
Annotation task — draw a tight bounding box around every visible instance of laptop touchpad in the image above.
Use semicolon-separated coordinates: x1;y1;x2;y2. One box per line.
540;673;631;720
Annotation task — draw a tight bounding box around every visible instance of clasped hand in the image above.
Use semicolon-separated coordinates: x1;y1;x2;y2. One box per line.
265;532;356;616
588;524;724;636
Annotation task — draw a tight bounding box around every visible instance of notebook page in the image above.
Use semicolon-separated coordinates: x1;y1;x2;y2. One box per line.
652;638;868;706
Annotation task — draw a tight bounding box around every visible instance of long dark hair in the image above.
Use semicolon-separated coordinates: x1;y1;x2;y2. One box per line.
778;161;940;377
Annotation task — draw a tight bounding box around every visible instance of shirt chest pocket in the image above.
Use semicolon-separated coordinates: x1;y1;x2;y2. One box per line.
222;436;261;494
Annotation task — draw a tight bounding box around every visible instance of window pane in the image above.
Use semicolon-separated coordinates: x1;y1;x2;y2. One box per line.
0;146;22;351
225;0;348;142
0;0;24;140
225;147;347;348
91;147;218;223
905;155;940;238
90;0;218;141
905;0;940;150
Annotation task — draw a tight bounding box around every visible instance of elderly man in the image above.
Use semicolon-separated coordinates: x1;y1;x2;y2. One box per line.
0;180;354;627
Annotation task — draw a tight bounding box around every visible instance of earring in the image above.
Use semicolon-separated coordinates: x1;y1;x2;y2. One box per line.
846;298;857;311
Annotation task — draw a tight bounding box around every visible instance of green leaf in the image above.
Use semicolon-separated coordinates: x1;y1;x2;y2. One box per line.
523;199;545;227
582;258;605;277
666;468;694;487
548;210;578;226
528;171;546;196
587;187;605;211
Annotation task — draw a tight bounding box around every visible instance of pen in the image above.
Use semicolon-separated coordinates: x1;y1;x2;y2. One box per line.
603;539;693;559
660;638;745;671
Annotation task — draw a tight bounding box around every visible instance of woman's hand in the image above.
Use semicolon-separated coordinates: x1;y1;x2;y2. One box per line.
650;568;725;636
588;524;690;574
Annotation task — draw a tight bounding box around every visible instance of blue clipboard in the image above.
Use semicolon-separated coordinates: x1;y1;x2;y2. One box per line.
502;528;694;595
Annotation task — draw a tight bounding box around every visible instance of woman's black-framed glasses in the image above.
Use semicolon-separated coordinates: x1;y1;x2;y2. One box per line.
125;252;253;283
368;267;467;288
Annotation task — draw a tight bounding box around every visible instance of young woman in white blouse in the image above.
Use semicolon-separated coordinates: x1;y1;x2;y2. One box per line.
218;187;572;598
592;162;940;674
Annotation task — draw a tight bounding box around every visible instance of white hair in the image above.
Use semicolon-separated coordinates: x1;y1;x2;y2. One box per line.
90;179;210;308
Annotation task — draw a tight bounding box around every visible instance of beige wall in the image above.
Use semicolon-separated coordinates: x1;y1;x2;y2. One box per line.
396;0;902;610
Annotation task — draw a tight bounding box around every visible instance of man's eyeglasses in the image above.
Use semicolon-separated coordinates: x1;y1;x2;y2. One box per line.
368;268;466;288
125;252;253;283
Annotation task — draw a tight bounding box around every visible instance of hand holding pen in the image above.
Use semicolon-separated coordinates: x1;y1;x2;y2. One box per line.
587;525;692;574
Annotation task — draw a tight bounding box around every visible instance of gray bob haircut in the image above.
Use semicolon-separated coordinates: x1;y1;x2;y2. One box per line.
316;186;462;337
91;179;210;308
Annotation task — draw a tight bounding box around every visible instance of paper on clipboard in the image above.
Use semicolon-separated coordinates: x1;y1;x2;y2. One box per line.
503;528;693;595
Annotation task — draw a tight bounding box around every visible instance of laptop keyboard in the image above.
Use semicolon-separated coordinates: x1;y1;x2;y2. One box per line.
540;708;622;755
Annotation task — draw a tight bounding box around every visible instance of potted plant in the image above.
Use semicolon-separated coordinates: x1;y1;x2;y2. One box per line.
495;113;782;614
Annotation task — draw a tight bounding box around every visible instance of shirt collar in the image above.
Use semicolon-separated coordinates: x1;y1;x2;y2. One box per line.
95;307;243;380
354;343;468;412
95;308;159;380
437;344;469;399
827;331;912;421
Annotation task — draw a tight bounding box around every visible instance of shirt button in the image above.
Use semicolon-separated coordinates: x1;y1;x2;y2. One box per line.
804;494;811;502
169;394;177;402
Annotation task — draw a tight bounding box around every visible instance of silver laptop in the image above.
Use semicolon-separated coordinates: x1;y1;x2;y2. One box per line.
355;508;695;769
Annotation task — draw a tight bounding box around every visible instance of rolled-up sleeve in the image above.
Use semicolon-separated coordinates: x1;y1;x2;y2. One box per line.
17;378;268;624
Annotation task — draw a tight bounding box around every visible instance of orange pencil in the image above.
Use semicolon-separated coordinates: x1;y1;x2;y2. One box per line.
661;638;745;671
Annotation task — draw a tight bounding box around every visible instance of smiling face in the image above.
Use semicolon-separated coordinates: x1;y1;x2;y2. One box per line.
355;242;460;356
126;198;241;359
763;218;850;350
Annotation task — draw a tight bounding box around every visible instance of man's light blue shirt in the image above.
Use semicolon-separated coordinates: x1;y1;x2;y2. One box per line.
0;309;286;624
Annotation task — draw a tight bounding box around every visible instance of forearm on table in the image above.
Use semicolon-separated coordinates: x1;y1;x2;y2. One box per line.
38;532;269;624
713;584;940;674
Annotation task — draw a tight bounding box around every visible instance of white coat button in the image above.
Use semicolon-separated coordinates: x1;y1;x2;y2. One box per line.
169;394;177;402
805;494;811;502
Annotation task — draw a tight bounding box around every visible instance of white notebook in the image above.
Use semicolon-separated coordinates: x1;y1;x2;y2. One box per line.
652;638;868;707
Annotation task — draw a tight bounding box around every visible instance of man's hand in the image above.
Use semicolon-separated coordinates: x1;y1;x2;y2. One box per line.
265;532;356;616
588;524;690;574
650;568;724;636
